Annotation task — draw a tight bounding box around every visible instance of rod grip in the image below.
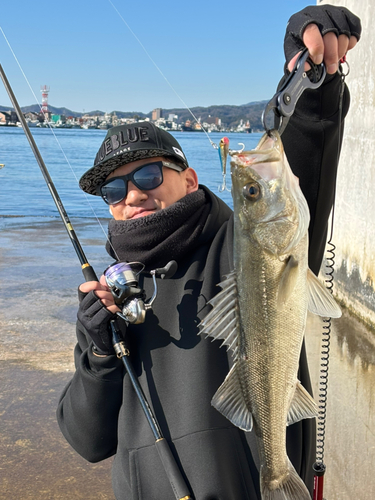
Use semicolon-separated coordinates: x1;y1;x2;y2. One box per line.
155;438;192;500
82;265;99;282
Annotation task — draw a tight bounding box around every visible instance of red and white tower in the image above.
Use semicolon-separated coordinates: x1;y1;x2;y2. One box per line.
40;85;50;114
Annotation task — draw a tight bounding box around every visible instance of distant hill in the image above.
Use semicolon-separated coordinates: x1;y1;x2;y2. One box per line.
0;101;270;130
0;104;151;120
0;104;83;117
163;102;269;130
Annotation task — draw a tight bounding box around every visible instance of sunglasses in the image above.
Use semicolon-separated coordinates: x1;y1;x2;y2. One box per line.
98;160;183;205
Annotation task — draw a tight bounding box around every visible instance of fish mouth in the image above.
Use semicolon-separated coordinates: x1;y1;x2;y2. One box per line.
266;214;293;224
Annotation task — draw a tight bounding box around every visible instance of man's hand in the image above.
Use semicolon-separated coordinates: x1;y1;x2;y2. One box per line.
79;275;120;314
78;275;121;354
285;5;361;74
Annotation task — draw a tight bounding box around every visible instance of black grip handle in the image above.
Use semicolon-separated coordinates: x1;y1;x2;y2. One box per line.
82;265;99;282
155;438;192;500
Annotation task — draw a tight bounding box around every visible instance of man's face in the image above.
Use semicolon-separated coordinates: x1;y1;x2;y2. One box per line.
105;156;198;220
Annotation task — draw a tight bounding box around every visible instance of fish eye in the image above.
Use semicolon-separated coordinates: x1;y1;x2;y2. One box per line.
243;182;261;201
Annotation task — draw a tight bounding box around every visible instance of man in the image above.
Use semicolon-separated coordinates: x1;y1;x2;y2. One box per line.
57;5;361;499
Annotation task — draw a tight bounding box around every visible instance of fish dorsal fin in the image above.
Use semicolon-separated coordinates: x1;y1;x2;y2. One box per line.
212;362;253;432
198;271;240;359
277;255;299;307
287;381;318;426
307;269;342;318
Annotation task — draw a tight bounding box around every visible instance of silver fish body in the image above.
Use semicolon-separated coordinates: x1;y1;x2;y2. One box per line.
199;131;341;500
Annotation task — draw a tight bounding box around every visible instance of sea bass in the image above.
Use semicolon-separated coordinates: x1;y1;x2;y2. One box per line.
199;131;341;500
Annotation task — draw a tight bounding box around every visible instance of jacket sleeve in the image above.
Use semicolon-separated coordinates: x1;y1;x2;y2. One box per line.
280;71;350;275
56;320;125;462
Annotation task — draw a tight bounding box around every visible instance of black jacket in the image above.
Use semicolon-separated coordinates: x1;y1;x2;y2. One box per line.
57;72;349;500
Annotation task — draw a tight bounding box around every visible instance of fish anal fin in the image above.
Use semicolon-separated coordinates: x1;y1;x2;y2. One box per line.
307;268;342;318
277;255;299;307
287;381;318;426
211;362;253;432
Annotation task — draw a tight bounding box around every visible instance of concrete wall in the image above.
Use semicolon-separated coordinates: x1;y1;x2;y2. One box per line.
319;0;375;326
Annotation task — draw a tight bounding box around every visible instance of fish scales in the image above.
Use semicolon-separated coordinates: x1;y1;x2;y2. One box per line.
199;131;342;500
237;236;308;477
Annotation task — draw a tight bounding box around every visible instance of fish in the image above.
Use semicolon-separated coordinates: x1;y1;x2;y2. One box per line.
199;131;341;500
218;136;230;191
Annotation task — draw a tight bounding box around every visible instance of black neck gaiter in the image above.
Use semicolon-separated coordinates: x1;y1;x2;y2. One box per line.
106;189;210;271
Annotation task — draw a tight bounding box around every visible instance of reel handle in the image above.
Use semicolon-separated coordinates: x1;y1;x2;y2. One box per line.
154;260;178;279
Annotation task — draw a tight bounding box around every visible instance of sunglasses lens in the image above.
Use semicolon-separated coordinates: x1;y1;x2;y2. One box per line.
101;178;126;205
100;163;164;205
133;164;163;190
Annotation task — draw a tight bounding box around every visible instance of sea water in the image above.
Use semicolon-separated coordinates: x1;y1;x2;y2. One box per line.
0;126;262;217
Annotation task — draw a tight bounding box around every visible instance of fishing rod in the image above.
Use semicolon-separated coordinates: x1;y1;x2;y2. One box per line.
0;62;192;500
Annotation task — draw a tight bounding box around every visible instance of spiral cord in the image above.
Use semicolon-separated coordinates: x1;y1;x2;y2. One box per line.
316;235;336;464
313;66;348;493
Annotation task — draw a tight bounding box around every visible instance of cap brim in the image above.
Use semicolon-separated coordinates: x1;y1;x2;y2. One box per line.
79;149;186;195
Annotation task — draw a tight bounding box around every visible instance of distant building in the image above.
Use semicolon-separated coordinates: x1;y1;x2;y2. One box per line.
25;112;41;122
0;111;10;124
152;108;162;121
51;114;66;124
205;115;221;127
0;111;17;125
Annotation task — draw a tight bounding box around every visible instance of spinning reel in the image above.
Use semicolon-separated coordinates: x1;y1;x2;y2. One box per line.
104;260;178;325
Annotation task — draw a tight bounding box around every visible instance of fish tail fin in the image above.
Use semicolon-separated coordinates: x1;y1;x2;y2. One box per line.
260;460;311;500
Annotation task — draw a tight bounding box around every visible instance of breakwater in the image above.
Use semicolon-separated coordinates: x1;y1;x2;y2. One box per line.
321;0;375;327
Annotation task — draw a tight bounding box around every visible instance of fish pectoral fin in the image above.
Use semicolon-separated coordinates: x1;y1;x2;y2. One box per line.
277;255;299;307
212;362;253;432
287;381;318;426
306;268;342;318
198;271;240;359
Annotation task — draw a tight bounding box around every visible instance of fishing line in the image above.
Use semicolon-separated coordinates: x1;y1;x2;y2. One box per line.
0;26;120;261
106;0;218;151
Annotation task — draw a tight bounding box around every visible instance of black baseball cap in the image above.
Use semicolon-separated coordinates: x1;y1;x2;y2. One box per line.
79;121;189;195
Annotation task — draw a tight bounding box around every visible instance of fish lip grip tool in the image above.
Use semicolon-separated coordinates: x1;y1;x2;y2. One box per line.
262;48;326;135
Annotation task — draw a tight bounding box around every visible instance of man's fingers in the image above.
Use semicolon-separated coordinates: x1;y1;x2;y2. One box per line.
348;35;357;51
79;281;105;293
94;289;120;313
303;24;324;65
288;24;357;74
103;303;120;314
337;34;350;62
97;275;120;312
99;274;109;288
79;279;120;314
322;32;339;74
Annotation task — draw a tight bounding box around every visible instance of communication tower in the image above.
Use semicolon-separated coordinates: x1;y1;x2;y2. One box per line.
40;85;50;114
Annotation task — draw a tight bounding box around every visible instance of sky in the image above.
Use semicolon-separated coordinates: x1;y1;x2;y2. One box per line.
0;0;314;114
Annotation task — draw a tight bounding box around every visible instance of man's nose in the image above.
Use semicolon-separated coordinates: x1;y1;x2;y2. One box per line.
125;181;149;203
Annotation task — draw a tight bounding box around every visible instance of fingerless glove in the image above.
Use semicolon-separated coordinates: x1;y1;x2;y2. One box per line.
77;290;116;354
284;5;361;63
